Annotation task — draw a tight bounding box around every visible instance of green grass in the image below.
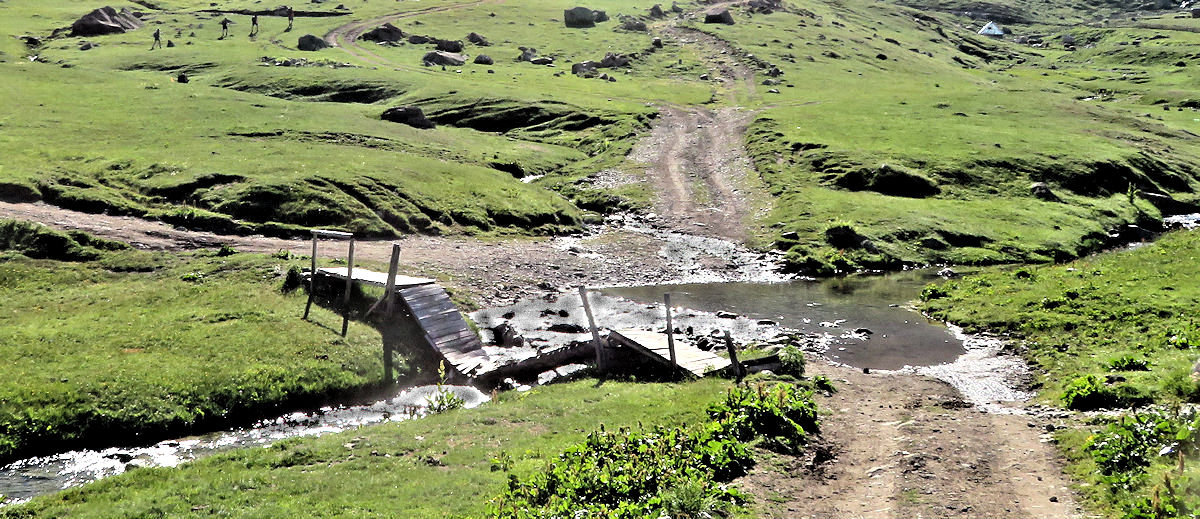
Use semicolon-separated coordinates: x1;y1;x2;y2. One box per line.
2;378;733;518
0;225;395;463
921;229;1200;518
677;2;1200;271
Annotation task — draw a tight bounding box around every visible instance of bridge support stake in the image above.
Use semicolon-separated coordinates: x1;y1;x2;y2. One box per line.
724;331;743;382
383;243;400;383
665;294;678;379
579;286;604;374
340;237;355;337
303;235;318;320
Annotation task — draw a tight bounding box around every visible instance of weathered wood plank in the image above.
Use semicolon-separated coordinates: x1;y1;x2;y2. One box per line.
317;267;435;289
608;329;730;377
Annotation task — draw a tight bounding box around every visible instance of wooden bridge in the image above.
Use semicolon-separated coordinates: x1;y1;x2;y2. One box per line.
607;329;731;377
302;230;487;381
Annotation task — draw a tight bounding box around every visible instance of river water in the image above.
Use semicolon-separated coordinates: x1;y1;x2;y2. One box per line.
0;385;488;506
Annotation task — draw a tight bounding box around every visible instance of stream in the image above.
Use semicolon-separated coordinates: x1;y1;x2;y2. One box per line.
0;385;488;506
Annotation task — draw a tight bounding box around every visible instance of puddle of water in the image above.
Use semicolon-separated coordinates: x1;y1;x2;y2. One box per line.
603;270;964;370
0;385;487;506
1165;212;1200;230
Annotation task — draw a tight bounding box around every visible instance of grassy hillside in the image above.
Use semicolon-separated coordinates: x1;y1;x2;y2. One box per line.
682;1;1200;271
921;229;1200;516
0;221;395;463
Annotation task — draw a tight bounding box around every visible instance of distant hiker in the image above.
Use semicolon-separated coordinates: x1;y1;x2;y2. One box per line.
286;7;295;31
250;15;259;36
150;28;162;49
220;18;231;38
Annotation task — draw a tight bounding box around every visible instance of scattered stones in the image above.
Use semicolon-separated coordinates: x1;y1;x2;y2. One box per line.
422;50;465;66
71;6;143;37
704;8;734;25
853;327;873;335
762;78;781;85
876;53;888;60
530;56;554;65
699;73;710;80
592;10;609;22
297;34;329;51
572;60;599;77
166;40;175;47
564;6;598;28
381;106;436;129
649;4;666;18
473;54;493;65
652;37;663;48
407;34;431;44
79;41;95;51
937;267;958;278
466;32;490;46
176;72;189;83
716;311;738;319
767;88;780;93
360;23;403;42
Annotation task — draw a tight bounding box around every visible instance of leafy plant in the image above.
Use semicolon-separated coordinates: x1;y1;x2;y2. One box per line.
428;361;465;414
1109;355;1151;372
778;345;806;377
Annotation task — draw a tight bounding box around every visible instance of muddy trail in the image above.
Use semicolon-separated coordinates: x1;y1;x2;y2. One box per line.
321;0;498;70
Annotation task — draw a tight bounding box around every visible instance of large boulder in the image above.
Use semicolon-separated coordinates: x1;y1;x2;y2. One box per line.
704;8;735;24
564;6;596;28
649;4;666;18
1030;182;1060;202
422;51;465;66
70;6;143;37
407;34;431;44
297;35;329;51
360;23;403;42
517;47;538;61
435;39;464;52
599;52;631;67
466;32;491;46
474;54;494;65
381;106;436;129
619;17;648;31
572;61;599;77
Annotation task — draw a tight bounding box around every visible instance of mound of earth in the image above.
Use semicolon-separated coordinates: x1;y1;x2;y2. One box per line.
70;6;143;37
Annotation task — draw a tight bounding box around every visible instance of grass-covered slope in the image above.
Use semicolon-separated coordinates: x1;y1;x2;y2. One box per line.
0;0;718;237
920;228;1200;517
0;222;390;463
685;1;1200;271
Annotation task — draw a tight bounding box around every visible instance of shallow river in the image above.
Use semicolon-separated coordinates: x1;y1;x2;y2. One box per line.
604;269;964;370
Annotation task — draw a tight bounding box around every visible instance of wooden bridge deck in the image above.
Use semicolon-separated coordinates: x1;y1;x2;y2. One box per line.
396;283;488;378
316;267;435;289
608;329;731;377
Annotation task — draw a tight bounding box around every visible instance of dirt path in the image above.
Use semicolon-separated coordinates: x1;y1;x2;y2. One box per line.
741;362;1082;518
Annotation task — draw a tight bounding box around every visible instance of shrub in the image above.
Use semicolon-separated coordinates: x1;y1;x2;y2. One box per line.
1108;355;1151;372
778;345;806;377
920;284;950;301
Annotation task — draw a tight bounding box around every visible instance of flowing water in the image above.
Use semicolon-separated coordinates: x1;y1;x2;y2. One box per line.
0;385;488;506
603;269;965;370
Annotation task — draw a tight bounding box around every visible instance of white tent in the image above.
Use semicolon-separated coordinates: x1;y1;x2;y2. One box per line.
978;21;1005;37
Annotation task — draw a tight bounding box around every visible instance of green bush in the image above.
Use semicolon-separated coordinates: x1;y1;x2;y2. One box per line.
1062;375;1151;410
489;383;820;518
778;345;806;377
1108;355;1151;372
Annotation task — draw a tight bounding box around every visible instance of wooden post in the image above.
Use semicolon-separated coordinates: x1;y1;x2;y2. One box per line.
665;294;677;377
384;243;401;314
341;237;355;337
303;233;318;320
578;286;604;373
724;331;743;382
382;243;400;384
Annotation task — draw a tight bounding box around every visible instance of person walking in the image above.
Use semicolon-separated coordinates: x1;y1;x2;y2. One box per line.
249;14;259;36
150;27;162;49
220;17;230;39
286;6;295;31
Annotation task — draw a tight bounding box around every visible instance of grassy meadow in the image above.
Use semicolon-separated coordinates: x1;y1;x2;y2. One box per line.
0;221;398;464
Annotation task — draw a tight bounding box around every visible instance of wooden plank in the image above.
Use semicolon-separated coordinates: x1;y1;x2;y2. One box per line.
318;267;435;289
608;329;730;377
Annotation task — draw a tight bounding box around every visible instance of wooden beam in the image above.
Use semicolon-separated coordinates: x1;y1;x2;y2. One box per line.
312;229;353;239
384;243;401;314
579;286;604;373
